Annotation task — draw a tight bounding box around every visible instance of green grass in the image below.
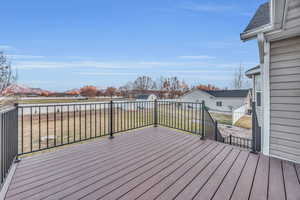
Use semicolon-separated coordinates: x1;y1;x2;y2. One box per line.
210;112;232;125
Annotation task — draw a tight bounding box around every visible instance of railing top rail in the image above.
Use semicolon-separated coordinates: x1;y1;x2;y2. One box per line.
0;105;17;113
17;100;158;108
157;100;203;104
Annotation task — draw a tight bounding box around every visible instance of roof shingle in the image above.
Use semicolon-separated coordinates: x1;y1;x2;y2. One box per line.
244;2;270;32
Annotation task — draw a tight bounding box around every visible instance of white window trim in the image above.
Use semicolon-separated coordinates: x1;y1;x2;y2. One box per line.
262;40;270;155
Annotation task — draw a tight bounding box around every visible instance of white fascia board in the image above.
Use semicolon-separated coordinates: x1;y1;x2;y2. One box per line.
240;24;274;41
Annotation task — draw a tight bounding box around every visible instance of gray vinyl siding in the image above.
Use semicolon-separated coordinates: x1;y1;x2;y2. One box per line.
270;35;300;163
285;0;300;31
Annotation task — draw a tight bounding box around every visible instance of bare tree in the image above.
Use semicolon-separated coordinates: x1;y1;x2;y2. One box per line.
132;76;154;91
232;63;249;89
0;52;15;94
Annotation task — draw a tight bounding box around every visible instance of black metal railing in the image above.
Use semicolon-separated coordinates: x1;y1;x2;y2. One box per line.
157;101;204;138
203;105;254;150
0;106;18;189
17;100;260;155
252;102;261;152
224;135;252;149
18;101;155;155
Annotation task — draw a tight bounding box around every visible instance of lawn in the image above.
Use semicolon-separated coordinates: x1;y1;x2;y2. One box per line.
18;97;127;104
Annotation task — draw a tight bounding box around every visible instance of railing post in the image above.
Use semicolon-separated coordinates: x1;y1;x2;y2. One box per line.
109;100;114;139
201;100;205;140
251;102;257;153
214;120;218;141
229;134;232;145
154;99;158;127
14;103;20;163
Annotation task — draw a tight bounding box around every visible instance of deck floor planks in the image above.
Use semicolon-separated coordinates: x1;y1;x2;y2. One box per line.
230;153;259;200
154;144;226;200
174;146;233;200
84;139;206;200
117;141;214;200
42;133;198;200
3;127;300;200
7;130;194;200
296;163;300;184
12;131;180;185
268;157;286;200
212;150;250;200
249;154;270;200
282;160;300;200
14;128;172;176
193;148;240;200
135;142;219;200
6;131;191;199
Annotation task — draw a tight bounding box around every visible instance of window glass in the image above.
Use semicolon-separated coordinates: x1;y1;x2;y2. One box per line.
257;92;261;107
255;74;262;91
216;101;222;107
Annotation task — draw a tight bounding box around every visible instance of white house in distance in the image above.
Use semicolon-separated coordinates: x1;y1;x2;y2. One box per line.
241;0;300;163
136;94;157;101
246;65;262;126
180;89;251;113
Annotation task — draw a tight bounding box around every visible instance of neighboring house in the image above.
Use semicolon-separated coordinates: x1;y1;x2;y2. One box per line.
246;65;263;126
180;89;251;113
241;0;300;163
136;94;157;101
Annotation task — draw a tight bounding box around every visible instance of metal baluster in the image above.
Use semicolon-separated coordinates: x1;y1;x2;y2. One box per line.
61;105;63;145
54;106;56;147
39;106;41;150
67;105;70;144
30;107;33;152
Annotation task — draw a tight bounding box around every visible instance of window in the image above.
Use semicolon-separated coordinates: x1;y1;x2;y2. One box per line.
256;92;261;107
216;101;222;107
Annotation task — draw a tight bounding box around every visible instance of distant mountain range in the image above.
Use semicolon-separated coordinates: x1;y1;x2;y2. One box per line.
1;84;53;95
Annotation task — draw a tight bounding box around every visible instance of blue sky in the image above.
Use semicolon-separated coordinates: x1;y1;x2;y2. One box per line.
0;0;266;91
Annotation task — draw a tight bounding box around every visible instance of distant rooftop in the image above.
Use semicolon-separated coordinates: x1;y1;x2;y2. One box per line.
136;94;151;99
243;2;270;32
205;89;250;98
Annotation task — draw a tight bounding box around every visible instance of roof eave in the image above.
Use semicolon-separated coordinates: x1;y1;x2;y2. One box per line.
240;24;274;41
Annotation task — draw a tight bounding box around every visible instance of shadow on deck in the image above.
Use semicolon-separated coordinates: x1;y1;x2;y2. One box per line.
3;127;300;200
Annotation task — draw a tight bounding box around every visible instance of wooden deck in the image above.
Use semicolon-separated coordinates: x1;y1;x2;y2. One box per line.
4;127;300;200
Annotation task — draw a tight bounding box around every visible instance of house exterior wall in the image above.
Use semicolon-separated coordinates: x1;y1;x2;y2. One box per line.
180;90;247;113
284;0;300;32
252;74;263;126
269;36;300;163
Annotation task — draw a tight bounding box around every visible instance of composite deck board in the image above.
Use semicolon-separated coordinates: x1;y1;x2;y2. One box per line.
230;153;259;200
135;142;219;200
41;137;197;200
282;160;300;200
8;133;187;195
174;146;233;199
249;154;269;200
296;163;300;183
3;127;300;200
154;144;226;200
13;135;168;183
193;149;240;200
212;151;250;200
15;128;172;174
117;142;214;200
6;129;193;199
268;157;286;200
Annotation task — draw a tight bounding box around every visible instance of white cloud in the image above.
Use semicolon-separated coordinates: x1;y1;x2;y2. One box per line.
8;54;46;59
178;55;215;60
181;3;233;12
74;72;137;76
0;45;14;50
